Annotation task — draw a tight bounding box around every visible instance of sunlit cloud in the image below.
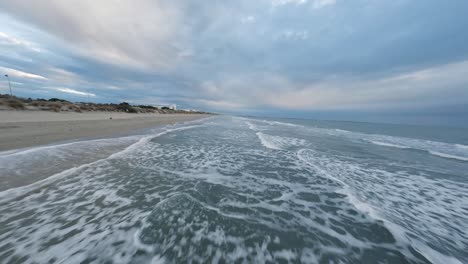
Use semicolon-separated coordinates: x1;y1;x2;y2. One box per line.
52;87;96;97
0;31;41;52
0;66;47;80
260;60;468;110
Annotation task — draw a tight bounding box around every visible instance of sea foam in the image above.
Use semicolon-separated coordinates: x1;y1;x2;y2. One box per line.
369;140;412;149
1;116;466;263
428;151;468;161
296;147;467;264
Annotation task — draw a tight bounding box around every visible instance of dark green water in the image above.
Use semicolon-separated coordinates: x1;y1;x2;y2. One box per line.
0;116;466;263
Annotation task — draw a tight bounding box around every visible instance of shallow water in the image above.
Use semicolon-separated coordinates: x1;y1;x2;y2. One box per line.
0;116;467;263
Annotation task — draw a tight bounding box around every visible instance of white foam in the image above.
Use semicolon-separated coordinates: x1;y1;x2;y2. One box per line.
256;132;307;151
1;116;466;263
257;119;301;127
0;123;204;201
267;120;301;127
369;140;411;149
0;164;83;203
296;149;346;186
455;144;468;150
0;137;144;203
256;132;281;150
245;121;257;131
296;147;467;264
412;241;463;264
151;255;166;264
243;117;468;165
240;117;303;128
428;151;468;162
0;135;140;158
0;120;212;263
303;125;468;162
334;129;350;133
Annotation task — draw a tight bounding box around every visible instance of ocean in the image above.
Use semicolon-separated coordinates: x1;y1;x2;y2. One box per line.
0;116;467;264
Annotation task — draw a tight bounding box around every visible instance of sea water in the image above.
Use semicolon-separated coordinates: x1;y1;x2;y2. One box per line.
0;116;467;263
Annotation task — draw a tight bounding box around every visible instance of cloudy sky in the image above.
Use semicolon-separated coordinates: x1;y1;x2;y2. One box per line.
1;0;467;125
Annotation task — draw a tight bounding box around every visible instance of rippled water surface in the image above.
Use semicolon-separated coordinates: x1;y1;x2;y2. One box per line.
0;116;467;263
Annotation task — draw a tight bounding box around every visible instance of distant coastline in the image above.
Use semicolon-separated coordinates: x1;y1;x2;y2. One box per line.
0;94;211;115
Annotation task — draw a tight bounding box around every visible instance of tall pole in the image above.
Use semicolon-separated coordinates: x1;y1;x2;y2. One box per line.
4;74;12;97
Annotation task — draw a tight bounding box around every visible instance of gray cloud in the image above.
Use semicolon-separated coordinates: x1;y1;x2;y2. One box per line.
0;0;189;71
1;0;468;120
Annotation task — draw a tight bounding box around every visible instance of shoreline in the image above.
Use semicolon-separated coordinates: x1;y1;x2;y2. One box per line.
0;110;212;151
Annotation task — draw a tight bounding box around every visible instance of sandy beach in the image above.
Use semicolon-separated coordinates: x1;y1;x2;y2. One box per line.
0;111;211;151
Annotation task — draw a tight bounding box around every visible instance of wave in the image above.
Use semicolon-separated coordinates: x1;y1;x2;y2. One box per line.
368;139;468;162
257;119;302;127
1;116;465;263
265;120;302;127
455;144;468;150
322;128;468;162
428;151;468;162
256;132;281;150
297;149;407;246
256;132;307;150
240;117;303;128
0;124;204;202
0;159;100;204
334;129;350;133
245;115;468;163
245;121;258;131
0;134;152;203
0;135;140;158
369;141;411;149
246;117;468;164
296;149;347;186
296;147;465;264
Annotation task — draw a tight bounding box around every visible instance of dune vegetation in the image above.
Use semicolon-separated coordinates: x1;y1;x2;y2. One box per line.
0;94;210;114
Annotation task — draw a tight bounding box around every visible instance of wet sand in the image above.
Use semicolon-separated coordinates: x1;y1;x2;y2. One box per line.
0;111;211;151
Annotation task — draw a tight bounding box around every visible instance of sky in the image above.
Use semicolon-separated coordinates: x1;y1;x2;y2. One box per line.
1;0;467;126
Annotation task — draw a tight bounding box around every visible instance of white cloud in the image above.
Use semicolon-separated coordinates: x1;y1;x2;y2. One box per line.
275;30;309;40
271;0;335;8
312;0;336;9
261;60;468;110
196;73;290;110
272;0;307;7
0;66;47;80
194;61;468;111
46;67;82;83
53;87;96;97
104;85;122;91
241;15;255;24
0;31;41;52
177;49;194;58
192;98;246;110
